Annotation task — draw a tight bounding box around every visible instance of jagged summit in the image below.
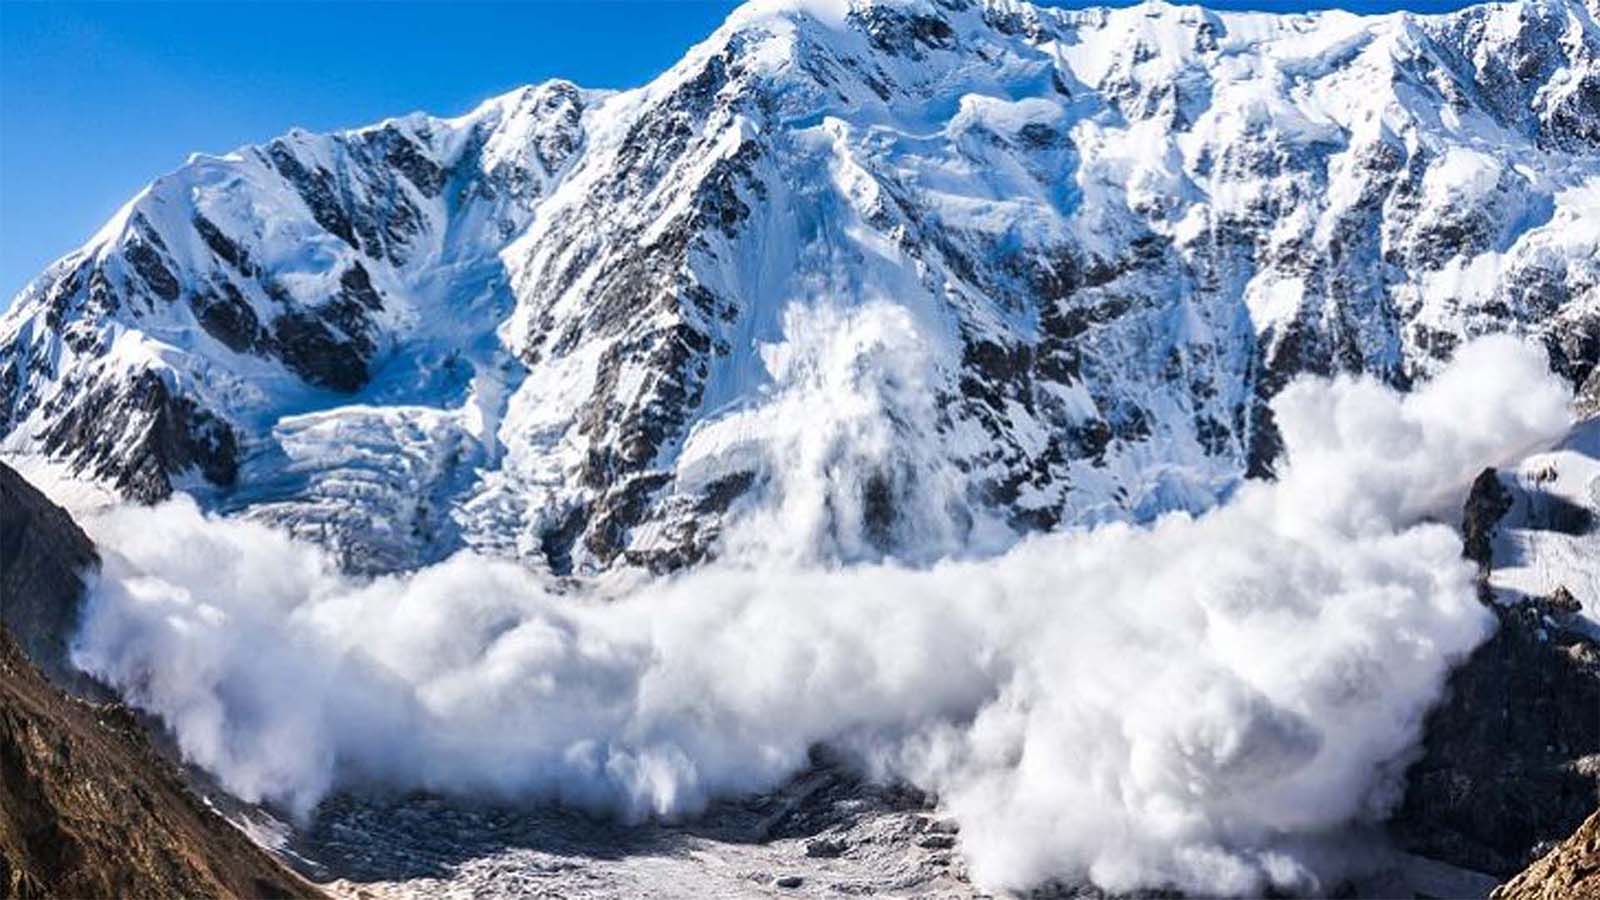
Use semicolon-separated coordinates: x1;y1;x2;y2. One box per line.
3;0;1597;574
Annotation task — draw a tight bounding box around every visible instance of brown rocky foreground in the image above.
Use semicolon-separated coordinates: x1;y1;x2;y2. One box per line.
1494;809;1600;900
1;461;319;899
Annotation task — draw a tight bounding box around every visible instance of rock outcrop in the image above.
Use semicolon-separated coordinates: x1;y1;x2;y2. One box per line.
1493;808;1600;900
0;626;319;899
0;461;99;691
1390;467;1600;878
0;463;318;899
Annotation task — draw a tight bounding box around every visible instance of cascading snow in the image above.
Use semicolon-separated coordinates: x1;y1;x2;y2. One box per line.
68;335;1572;895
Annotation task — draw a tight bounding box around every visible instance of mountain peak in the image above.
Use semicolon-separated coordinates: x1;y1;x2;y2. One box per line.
2;0;1596;572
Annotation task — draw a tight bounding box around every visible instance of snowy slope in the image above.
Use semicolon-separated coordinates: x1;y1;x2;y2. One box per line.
3;0;1599;574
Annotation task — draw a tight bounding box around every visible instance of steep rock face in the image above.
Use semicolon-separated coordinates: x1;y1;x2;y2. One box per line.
0;461;99;691
1391;451;1600;878
1391;587;1600;876
4;0;1600;574
0;628;318;900
0;466;316;899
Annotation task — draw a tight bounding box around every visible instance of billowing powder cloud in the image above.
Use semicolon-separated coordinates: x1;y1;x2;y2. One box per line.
71;335;1570;896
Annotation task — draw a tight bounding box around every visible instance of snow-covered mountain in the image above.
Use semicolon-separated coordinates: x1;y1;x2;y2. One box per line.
4;0;1598;574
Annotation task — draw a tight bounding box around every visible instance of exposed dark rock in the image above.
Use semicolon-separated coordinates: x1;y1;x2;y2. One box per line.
1017;121;1063;150
192;281;265;353
584;472;673;566
1546;315;1600;392
1541;71;1600;151
272;310;370;393
377;126;446;197
1193;414;1231;456
609;53;728;201
538;504;590;577
0;466;315;898
192;213;254;274
961;337;1033;413
1581;367;1600;420
692;139;761;238
850;4;956;60
1389;473;1600;878
697;470;755;515
1243;396;1284;480
268;141;361;252
38;370;239;502
575;322;712;502
1462;467;1514;581
1066;418;1112;465
1545;585;1584;618
526;81;587;177
122;236;180;302
0;462;99;693
339;261;384;311
264;135;426;265
0;611;317;900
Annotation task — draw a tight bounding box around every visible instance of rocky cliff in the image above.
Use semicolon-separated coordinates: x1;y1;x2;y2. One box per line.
0;461;100;692
0;462;318;899
1392;435;1600;882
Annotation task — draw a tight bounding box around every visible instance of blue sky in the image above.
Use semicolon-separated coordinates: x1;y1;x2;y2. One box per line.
2;0;1482;305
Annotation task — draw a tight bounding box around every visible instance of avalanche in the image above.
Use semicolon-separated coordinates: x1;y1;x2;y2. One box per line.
4;0;1598;894
66;335;1572;896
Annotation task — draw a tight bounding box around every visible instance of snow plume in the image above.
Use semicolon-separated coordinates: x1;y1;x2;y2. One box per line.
71;335;1569;896
681;300;1011;565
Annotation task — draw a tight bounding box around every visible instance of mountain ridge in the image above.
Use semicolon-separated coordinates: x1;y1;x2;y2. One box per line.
3;0;1598;574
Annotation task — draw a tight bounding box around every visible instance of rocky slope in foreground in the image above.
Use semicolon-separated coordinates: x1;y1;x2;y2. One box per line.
1493;808;1600;899
3;0;1598;575
0;462;317;899
1;460;102;694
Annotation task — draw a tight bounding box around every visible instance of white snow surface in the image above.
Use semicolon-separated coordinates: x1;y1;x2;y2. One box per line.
1489;417;1600;631
3;0;1598;574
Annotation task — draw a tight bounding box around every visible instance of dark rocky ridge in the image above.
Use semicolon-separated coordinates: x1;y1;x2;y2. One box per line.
0;625;319;900
37;369;240;503
0;461;99;692
1390;467;1600;879
0;461;319;899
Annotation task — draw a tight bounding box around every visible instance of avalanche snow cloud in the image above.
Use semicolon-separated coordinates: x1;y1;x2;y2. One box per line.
73;336;1569;895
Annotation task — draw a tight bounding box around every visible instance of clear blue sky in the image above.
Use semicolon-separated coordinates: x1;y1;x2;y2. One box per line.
1;0;1481;306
